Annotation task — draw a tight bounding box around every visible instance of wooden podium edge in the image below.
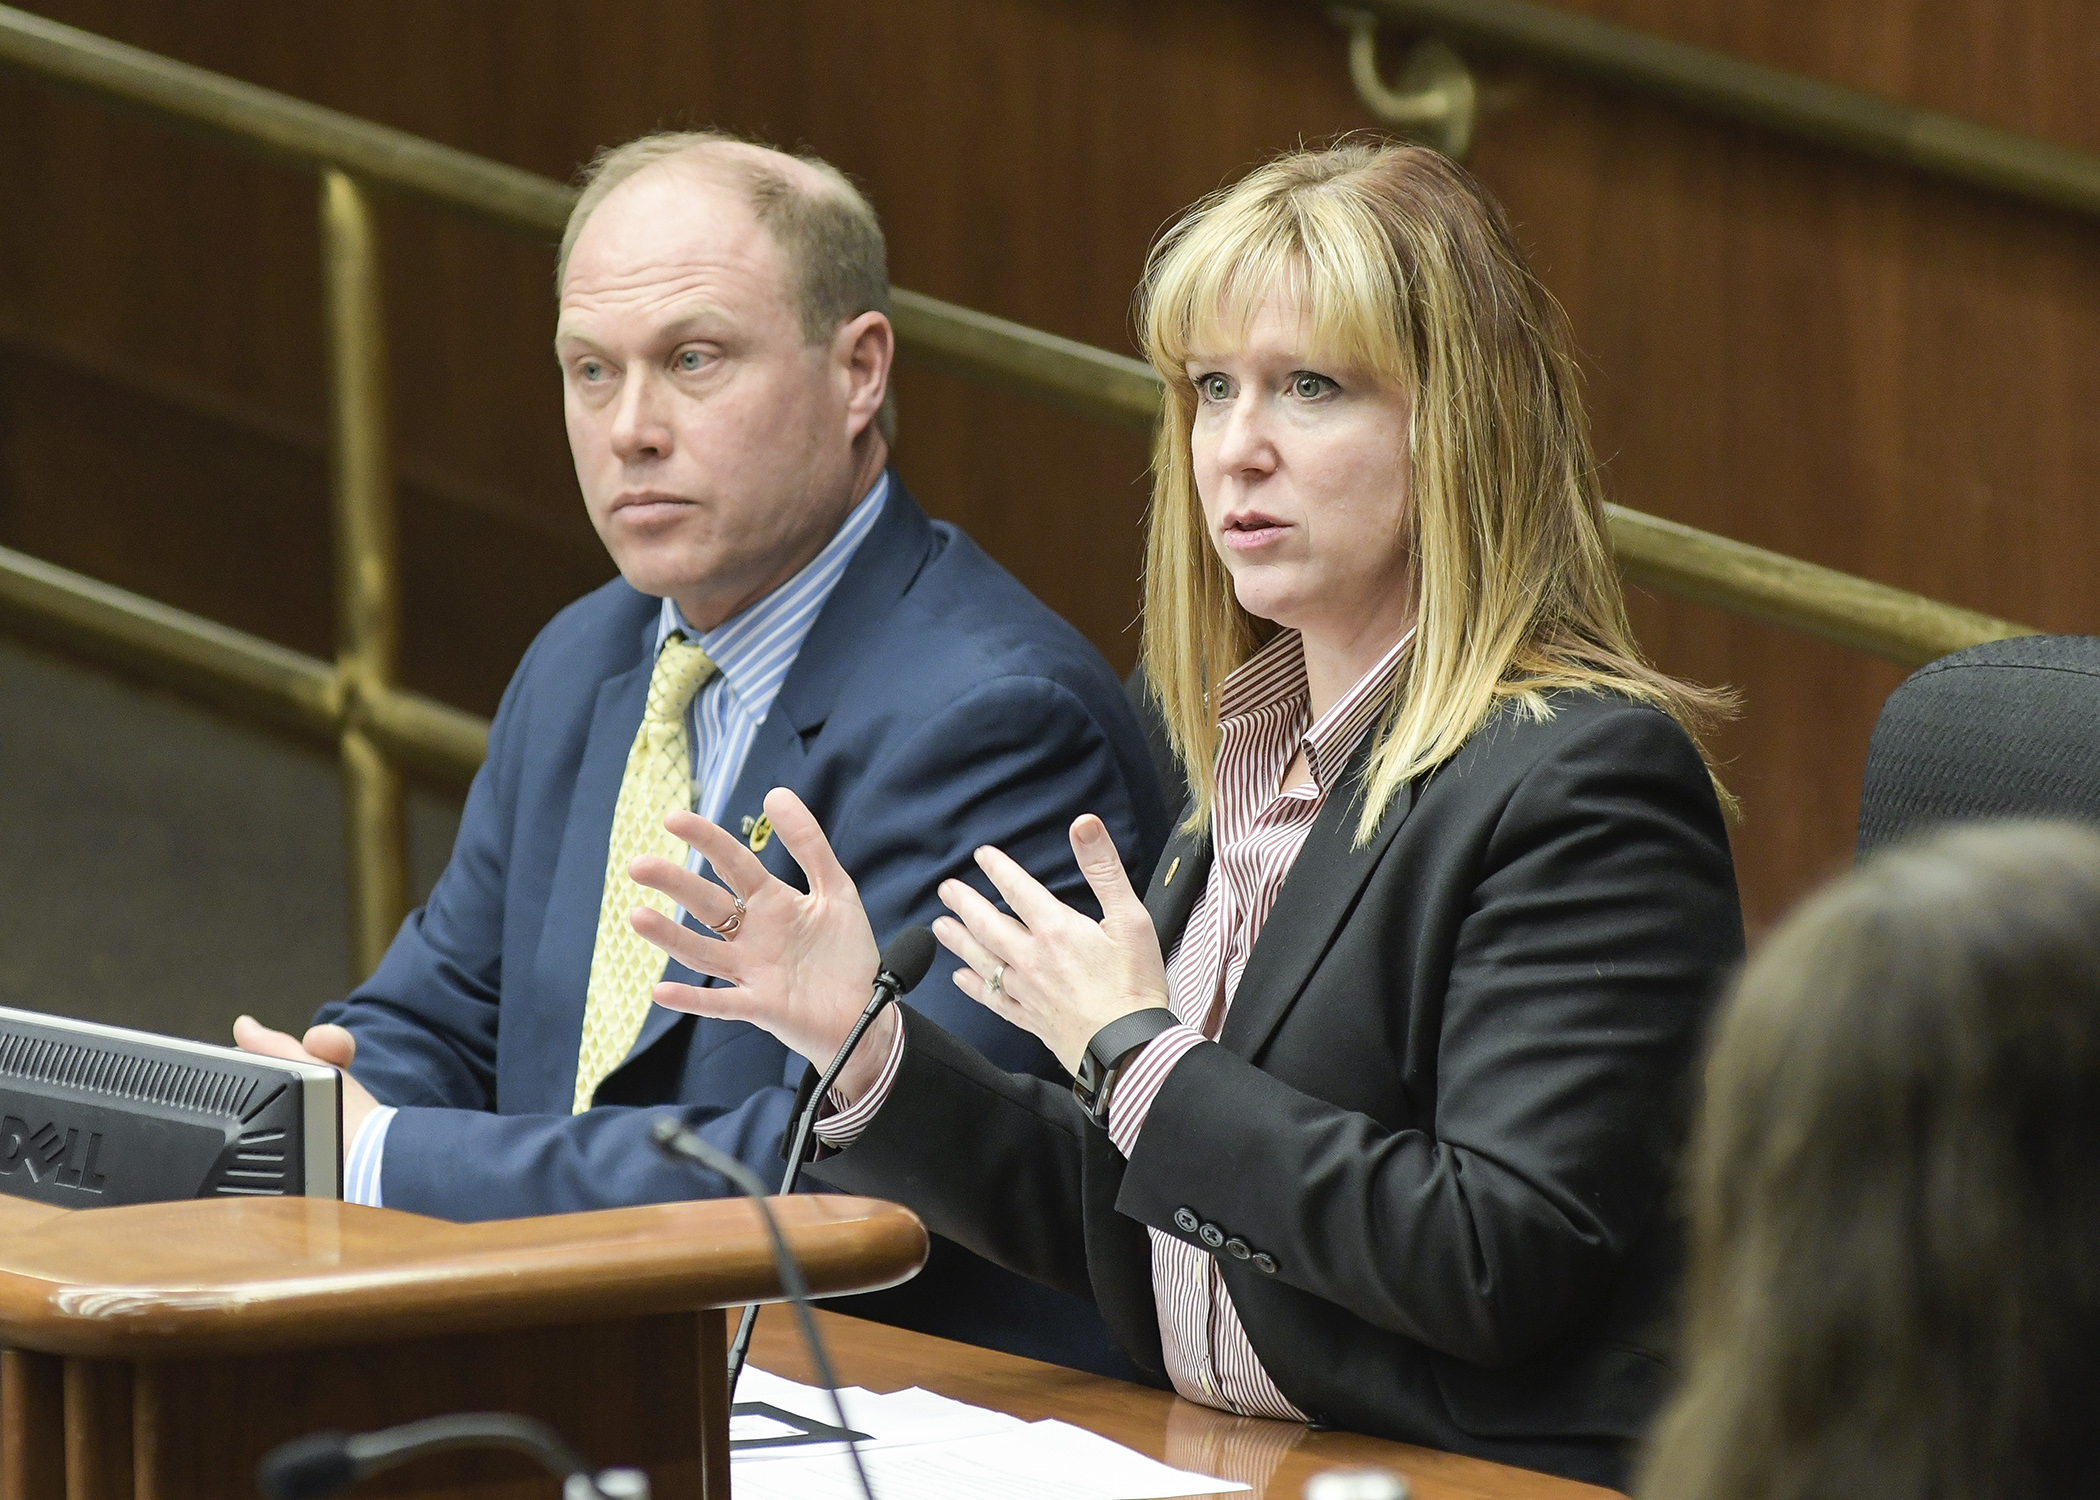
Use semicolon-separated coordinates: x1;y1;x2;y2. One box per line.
0;1192;928;1360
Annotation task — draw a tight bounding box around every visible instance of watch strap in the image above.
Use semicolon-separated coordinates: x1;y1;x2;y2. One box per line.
1074;1007;1181;1127
1087;1008;1182;1071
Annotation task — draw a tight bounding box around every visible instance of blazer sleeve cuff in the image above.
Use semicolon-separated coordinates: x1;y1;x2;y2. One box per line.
1106;1024;1208;1156
811;1013;910;1149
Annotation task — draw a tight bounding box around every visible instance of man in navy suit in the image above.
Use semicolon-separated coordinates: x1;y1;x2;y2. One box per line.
234;131;1167;1371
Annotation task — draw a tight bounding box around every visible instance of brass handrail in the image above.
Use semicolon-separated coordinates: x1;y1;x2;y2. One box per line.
0;506;2027;816
0;4;1174;432
0;545;343;740
1604;509;2030;666
0;4;2044;977
0;5;571;235
0;545;486;781
1342;0;2100;220
888;290;1163;432
322;168;409;970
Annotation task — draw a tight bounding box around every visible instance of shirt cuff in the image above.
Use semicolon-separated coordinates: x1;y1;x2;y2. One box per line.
1106;1024;1208;1157
811;1014;909;1149
343;1104;396;1207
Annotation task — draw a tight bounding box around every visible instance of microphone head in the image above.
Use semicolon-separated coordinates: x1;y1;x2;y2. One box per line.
878;926;938;994
257;1432;360;1500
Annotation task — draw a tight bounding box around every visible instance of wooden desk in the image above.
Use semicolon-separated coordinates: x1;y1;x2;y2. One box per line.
750;1309;1621;1500
0;1194;926;1500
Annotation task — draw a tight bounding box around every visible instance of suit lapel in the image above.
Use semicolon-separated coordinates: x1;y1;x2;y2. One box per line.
605;477;929;1078
1216;744;1417;1062
1141;805;1213;959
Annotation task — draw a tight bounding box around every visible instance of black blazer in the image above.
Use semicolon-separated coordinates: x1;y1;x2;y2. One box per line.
811;690;1743;1487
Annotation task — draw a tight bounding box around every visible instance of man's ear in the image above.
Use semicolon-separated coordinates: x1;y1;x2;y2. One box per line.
835;310;894;441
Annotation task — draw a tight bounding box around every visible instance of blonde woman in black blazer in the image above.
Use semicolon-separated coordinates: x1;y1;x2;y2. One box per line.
631;141;1743;1488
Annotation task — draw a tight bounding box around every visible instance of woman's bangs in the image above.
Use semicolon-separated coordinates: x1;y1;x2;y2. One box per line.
1147;213;1306;376
1294;202;1412;383
1146;200;1409;390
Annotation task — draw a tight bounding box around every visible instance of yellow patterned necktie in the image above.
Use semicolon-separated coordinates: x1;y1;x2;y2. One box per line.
573;636;718;1113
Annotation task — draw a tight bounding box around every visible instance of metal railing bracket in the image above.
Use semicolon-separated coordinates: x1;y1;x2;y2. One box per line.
1332;8;1477;159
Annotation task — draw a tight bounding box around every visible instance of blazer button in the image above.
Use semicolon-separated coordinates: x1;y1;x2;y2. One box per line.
1198;1222;1225;1249
1224;1238;1252;1260
1252;1252;1278;1275
1174;1207;1200;1234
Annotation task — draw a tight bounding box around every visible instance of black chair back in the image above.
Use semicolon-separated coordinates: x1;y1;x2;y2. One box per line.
1857;635;2100;857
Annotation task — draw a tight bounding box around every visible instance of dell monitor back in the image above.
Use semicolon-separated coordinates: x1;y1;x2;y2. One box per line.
0;1006;340;1207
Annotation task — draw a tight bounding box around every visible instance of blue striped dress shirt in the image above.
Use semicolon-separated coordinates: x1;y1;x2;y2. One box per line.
342;475;890;1207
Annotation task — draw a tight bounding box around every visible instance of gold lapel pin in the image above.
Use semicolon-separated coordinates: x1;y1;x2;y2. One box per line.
1163;855;1182;888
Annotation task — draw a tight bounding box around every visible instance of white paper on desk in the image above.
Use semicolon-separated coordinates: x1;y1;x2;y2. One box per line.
727;1416;1250;1500
731;1366;1026;1462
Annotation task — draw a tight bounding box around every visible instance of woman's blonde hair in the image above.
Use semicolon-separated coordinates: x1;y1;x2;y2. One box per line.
1137;139;1731;839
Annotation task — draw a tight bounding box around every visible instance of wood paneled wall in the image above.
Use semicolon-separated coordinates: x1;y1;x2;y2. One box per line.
1;0;2095;928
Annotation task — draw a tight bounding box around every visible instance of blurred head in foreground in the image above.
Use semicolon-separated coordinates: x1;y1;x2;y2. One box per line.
1642;819;2100;1500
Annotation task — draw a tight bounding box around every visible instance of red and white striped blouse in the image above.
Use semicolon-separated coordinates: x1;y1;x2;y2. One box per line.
1104;626;1410;1419
819;624;1411;1424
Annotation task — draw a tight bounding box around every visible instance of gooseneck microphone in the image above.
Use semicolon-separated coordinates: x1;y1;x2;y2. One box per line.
258;1413;645;1499
651;1119;874;1500
778;924;939;1196
651;925;936;1500
717;926;935;1399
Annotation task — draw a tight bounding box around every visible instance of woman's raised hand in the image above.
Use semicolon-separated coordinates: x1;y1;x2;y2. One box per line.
628;786;881;1078
934;813;1172;1074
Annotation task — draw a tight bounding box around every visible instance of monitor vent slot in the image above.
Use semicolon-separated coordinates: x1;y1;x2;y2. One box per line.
0;1032;259;1118
214;1128;291;1195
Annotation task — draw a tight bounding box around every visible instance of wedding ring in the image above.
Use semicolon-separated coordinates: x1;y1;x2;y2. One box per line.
716;894;747;940
987;964;1006;1000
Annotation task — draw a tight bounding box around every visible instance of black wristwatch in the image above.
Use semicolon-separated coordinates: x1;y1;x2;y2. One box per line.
1072;1008;1181;1128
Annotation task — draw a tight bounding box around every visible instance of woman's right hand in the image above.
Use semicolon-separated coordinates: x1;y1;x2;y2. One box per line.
629;786;884;1084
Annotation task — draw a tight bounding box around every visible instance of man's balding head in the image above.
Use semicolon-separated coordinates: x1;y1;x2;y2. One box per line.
559;132;894;442
555;131;896;632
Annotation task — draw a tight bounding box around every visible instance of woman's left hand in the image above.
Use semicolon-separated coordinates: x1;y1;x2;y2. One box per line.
935;813;1172;1074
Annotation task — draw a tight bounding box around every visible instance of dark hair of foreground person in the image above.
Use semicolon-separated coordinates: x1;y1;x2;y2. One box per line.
1642;819;2100;1500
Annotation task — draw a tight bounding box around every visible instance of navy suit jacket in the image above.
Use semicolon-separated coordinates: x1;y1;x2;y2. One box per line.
317;479;1169;1370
